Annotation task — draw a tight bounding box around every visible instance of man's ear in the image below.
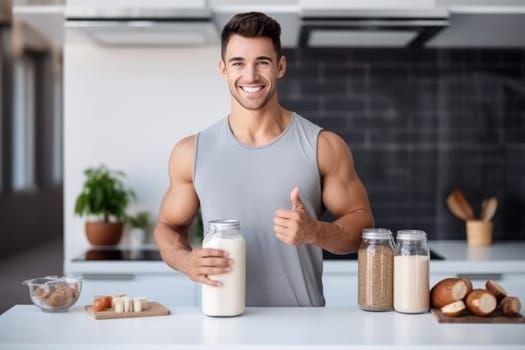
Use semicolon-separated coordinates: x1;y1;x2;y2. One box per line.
277;55;287;79
219;59;227;80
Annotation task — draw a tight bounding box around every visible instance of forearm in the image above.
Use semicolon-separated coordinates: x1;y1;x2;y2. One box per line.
312;209;374;254
153;222;193;274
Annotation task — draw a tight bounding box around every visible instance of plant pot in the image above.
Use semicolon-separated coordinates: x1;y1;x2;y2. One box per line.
85;222;124;246
129;228;146;247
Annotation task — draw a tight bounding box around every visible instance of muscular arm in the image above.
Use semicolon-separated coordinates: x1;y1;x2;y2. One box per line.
314;131;374;253
273;131;374;254
154;135;231;286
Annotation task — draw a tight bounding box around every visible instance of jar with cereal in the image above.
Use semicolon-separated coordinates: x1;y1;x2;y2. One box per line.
358;228;395;311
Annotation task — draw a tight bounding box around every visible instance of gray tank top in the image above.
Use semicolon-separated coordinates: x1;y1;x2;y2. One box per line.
194;112;325;306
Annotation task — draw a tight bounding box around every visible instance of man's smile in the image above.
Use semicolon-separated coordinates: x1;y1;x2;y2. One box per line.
239;85;265;93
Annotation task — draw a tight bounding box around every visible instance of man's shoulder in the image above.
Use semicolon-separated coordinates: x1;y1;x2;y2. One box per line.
171;135;197;162
198;117;227;136
291;113;325;145
293;112;322;131
318;130;347;150
176;134;196;149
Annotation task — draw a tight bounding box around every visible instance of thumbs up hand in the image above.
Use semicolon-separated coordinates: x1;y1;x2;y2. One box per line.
290;187;304;211
274;187;320;246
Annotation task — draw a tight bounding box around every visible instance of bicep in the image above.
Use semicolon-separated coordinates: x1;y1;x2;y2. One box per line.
158;136;200;228
318;132;371;217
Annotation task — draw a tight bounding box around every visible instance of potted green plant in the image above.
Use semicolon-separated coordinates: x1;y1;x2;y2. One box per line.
126;210;151;247
74;165;135;246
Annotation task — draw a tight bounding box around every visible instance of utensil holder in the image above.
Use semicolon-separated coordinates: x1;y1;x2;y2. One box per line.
466;220;493;246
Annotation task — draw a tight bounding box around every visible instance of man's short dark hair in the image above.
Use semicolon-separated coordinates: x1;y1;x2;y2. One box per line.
221;12;282;60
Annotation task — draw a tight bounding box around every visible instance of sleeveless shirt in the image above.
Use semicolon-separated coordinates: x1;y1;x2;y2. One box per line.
194;112;325;306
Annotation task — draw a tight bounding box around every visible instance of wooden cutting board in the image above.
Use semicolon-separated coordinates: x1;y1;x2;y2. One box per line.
431;308;525;324
85;302;170;320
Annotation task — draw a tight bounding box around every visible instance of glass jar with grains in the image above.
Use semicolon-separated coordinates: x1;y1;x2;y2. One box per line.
358;228;395;311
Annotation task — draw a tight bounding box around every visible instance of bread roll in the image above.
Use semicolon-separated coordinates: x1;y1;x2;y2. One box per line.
430;278;469;308
133;297;143;312
485;280;507;302
122;296;133;312
441;300;466;317
460;277;473;294
114;298;124;313
500;296;521;316
465;289;497;317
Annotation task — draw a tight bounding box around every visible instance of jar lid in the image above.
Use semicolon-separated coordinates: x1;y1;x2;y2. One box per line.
208;219;240;230
362;228;393;240
396;229;427;240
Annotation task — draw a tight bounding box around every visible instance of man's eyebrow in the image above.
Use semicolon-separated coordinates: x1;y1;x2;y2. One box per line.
256;56;273;62
227;56;274;63
228;57;244;63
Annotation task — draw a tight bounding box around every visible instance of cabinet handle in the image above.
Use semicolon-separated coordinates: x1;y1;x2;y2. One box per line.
81;273;135;281
456;273;502;281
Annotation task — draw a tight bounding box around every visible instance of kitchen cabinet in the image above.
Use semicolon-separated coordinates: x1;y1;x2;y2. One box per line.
323;270;525;308
321;272;518;308
322;271;357;307
78;273;198;307
67;241;525;308
322;240;525;307
67;247;201;307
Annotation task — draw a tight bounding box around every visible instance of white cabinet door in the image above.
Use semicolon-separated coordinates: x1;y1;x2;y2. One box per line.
498;273;525;302
78;274;198;306
322;273;358;307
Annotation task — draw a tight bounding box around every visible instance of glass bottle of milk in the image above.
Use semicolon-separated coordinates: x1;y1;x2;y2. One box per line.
201;220;246;317
393;230;430;314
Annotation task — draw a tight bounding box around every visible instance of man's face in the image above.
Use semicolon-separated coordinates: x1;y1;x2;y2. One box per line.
220;34;286;111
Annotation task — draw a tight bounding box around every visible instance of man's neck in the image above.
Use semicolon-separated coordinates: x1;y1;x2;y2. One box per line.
228;105;292;146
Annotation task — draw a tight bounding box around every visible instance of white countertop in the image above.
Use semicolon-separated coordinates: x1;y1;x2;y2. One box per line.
1;305;524;350
66;240;525;275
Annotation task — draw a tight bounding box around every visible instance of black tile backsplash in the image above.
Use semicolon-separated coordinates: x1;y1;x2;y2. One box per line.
279;48;525;241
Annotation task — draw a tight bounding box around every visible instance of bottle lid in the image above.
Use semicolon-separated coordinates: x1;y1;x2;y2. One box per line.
396;229;427;241
362;228;393;240
208;219;240;231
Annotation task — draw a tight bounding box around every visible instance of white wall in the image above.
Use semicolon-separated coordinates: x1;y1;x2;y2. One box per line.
64;37;229;260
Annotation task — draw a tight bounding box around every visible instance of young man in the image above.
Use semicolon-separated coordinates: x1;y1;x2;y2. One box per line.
154;12;374;306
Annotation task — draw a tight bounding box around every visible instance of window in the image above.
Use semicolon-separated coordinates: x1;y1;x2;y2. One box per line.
0;27;10;194
1;17;62;195
12;56;37;191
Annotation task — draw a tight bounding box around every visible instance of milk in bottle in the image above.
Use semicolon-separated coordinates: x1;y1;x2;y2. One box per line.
201;220;246;317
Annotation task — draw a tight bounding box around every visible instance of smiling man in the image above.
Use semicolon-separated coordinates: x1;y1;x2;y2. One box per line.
154;12;374;307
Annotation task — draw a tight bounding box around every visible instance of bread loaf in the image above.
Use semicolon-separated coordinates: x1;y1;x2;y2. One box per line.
465;289;497;316
500;296;521;316
430;278;470;308
440;300;466;317
485;280;507;302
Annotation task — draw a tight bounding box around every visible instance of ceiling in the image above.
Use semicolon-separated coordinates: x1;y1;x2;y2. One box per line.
10;0;525;48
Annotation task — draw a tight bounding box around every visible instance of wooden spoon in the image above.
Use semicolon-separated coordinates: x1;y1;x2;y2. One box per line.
481;197;498;222
447;192;469;220
448;189;475;221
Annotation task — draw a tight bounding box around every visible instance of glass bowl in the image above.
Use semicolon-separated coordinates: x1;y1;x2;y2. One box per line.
22;276;82;312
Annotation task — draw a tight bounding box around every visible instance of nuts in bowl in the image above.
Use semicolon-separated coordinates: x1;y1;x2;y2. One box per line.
23;276;82;312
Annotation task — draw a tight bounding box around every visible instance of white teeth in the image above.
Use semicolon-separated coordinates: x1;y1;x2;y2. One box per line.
241;86;263;92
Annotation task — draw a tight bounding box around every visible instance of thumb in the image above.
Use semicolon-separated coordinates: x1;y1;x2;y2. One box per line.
290;187;304;210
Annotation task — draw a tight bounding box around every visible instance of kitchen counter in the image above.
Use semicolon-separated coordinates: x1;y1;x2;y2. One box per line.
326;240;525;274
1;305;524;349
65;240;525;275
64;240;525;308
